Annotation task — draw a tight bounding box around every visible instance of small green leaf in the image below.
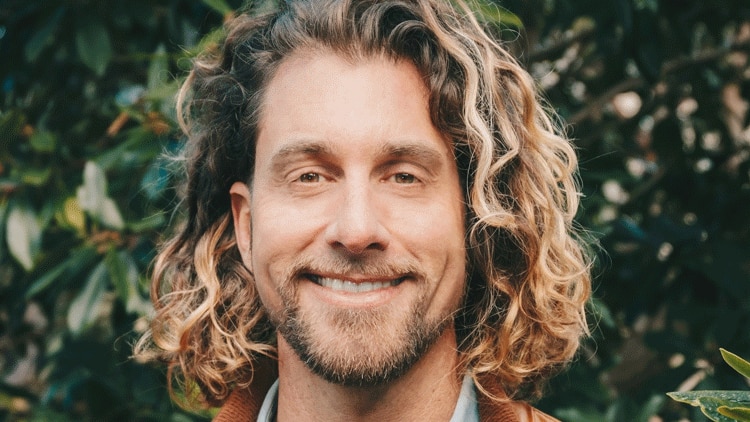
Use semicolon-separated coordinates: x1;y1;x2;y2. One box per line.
718;405;750;422
722;349;750;379
67;261;108;335
6;203;42;270
76;20;113;76
29;130;57;152
201;0;233;16
464;0;524;28
636;394;666;422
105;248;129;304
0;111;26;150
24;9;63;62
19;166;52;186
25;246;98;298
147;44;169;90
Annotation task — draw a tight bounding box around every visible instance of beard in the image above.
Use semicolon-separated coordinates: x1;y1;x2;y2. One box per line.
266;256;458;387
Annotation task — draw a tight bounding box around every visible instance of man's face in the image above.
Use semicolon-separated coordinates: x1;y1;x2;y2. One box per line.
231;50;467;386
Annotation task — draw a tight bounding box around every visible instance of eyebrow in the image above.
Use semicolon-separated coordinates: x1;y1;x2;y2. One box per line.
378;142;445;172
269;140;335;172
268;139;446;173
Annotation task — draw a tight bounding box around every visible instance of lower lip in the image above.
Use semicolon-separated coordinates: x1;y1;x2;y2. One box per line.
304;277;406;308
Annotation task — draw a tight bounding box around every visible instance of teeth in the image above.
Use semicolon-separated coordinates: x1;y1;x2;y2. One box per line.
315;277;399;293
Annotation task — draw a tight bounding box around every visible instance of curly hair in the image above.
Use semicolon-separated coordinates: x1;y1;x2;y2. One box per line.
134;0;591;408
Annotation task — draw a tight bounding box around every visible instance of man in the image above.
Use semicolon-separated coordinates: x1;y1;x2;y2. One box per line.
135;0;591;421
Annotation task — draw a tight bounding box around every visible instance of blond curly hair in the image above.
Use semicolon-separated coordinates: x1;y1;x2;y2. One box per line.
134;0;591;408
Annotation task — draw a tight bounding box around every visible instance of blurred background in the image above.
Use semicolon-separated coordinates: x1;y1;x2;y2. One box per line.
1;0;749;420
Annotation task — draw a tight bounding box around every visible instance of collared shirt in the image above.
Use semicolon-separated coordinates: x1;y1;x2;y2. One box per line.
256;373;479;422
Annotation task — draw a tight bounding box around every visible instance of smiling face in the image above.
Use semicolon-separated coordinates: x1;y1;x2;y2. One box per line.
230;50;467;386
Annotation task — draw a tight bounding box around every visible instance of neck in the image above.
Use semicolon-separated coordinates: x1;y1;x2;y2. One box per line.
275;328;463;422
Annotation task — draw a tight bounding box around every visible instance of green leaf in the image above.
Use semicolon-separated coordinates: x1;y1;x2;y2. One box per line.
6;202;42;271
668;391;750;422
105;248;130;304
0;111;26;151
128;212;165;233
29;130;57;152
722;349;750;379
67;260;108;336
76;161;124;229
718;406;750;422
636;394;666;422
76;20;113;76
463;0;524;28
25;246;98;298
147;44;169;90
24;9;63;62
19;166;52;186
201;0;233;16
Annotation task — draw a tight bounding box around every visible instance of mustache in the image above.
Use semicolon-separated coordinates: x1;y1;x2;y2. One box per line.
283;255;424;282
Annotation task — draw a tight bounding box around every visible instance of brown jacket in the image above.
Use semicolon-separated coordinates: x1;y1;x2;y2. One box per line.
213;372;559;422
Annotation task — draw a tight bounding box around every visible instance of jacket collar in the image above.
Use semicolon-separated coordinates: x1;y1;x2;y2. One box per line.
211;367;557;422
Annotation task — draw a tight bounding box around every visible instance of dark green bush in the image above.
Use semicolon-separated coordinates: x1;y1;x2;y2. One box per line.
1;0;748;420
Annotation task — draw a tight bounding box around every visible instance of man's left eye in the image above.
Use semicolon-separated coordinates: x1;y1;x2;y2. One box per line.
298;172;321;183
393;173;416;184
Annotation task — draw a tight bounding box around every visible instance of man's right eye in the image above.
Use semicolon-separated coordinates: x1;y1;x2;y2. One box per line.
298;172;320;183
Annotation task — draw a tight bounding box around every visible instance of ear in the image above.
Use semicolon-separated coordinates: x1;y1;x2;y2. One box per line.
230;182;253;272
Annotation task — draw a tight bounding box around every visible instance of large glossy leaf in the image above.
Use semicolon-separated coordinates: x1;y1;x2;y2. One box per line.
67;261;109;336
668;391;750;422
76;161;124;229
75;20;113;76
6;202;42;271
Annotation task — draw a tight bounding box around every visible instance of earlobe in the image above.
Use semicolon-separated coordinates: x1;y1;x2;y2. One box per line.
229;182;253;272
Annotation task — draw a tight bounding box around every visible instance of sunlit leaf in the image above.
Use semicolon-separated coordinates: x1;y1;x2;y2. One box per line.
147;44;169;90
100;198;125;230
6;203;42;270
76;161;124;229
55;197;86;234
718;405;750;422
201;0;233;16
721;349;750;379
29;131;56;153
128;212;165;233
463;0;523;28
668;392;750;422
67;261;108;335
19;167;52;186
76;20;113;76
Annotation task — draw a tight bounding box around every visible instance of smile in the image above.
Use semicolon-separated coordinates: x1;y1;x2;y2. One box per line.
309;275;404;293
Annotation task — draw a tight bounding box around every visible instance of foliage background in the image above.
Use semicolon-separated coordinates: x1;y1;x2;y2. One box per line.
1;0;749;420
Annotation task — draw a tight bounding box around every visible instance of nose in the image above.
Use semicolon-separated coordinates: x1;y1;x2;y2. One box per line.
324;182;389;255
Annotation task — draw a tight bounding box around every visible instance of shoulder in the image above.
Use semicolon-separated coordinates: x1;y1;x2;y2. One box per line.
479;398;560;422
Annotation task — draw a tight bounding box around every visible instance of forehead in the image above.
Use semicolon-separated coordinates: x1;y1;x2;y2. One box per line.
255;49;447;153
